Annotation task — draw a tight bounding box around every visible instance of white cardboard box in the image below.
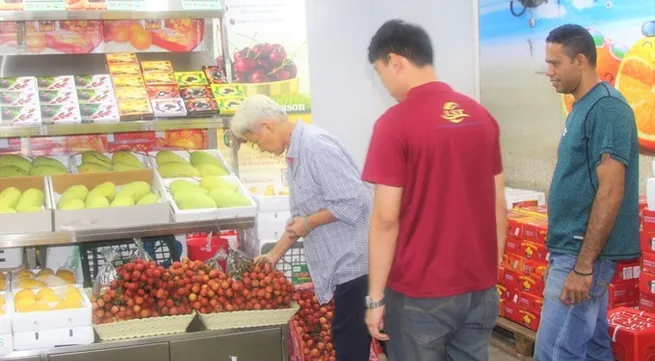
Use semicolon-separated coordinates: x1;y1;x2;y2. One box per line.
13;326;93;351
0;291;12;335
0;334;12;356
504;187;546;210
161;175;256;222
0;175;53;235
49;169;170;231
11;285;91;333
252;194;290;212
256;210;291;240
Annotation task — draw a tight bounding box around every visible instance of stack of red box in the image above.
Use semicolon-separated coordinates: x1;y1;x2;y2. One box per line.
498;206;548;332
609;258;641;309
607;307;655;361
640;205;655;313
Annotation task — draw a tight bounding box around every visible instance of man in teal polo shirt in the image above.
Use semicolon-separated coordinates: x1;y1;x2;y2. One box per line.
534;24;640;361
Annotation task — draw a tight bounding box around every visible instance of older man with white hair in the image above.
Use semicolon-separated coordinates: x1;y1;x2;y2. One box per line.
230;94;373;361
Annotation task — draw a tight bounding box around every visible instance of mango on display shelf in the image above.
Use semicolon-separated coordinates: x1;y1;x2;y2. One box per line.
11;268;78;289
77;150;147;173
154;150;229;178
0;186;46;214
14;286;84;313
57;180;159;210
169;175;251;211
0;154;70;177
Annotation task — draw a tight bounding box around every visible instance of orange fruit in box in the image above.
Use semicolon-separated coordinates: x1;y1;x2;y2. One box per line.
129;30;152;51
615;37;655;152
114;27;129;43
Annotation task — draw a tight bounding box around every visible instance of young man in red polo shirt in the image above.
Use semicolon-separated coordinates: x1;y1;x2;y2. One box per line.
362;19;507;361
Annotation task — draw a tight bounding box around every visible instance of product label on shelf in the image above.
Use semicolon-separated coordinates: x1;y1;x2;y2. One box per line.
182;0;221;10
106;0;145;10
24;0;66;10
292;264;310;284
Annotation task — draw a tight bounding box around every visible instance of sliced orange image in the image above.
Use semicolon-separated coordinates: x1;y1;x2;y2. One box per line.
615;37;655;152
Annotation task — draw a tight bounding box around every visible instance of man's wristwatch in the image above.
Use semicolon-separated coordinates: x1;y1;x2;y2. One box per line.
365;296;385;309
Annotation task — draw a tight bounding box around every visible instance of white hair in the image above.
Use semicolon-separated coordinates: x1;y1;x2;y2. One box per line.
230;94;288;138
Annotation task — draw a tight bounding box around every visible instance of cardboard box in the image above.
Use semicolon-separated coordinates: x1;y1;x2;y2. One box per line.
523;219;548;244
501;269;522;292
519;309;541;332
520;241;549;264
613;259;642;283
520;274;545;297
0;176;53;235
641;229;655;255
0;291;11;335
49;169;170;231
256;210;291;240
13;326;93;351
517;292;543;316
252;194;290;212
640;293;655;313
644;252;655;275
503;254;525;273
0;334;12;356
522;259;548;280
609;282;640;306
643;209;655;232
11;285;91;333
503;237;522;257
639;272;655;296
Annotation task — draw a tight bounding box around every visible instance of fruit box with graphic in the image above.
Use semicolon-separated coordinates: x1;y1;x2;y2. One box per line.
517;292;544;316
70;151;151;173
500;269;523;292
640;293;655;313
48;169;170;231
519;309;541;332
522;219;548;245
0;176;53;235
519;274;545;298
520;241;549;264
11;285;91;333
609;282;640;306
613;259;642;283
643;252;655;275
159;175;256;222
504;237;522;257
640;272;655;296
503;253;525;274
640;229;655;255
0;291;13;335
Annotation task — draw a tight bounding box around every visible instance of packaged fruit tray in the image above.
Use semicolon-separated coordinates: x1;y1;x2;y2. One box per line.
159;175;256;222
0;154;74;176
0;291;13;335
147;150;235;178
0;175;54;235
11;268;79;290
71;151;151;173
11;285;92;333
198;303;299;331
83;289;196;341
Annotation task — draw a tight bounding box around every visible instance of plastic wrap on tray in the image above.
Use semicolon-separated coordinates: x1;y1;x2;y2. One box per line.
0;90;39;107
152;98;187;118
74;75;113;90
92;249;118;296
0;77;37;92
78;103;120;123
41;104;82;124
37;76;76;91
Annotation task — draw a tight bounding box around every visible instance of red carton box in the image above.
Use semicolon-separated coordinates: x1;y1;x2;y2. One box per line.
522;259;548;280
640;229;655;255
609;282;640;307
520;240;549;264
612;259;642;284
519;274;545;298
642;208;655;232
523;219;548;244
501;269;523;292
519;309;541;332
502;303;523;325
608;307;655;361
643;252;655;275
503;254;525;273
507;212;533;240
517;292;544;316
640;272;655;296
641;293;655;313
504;237;523;257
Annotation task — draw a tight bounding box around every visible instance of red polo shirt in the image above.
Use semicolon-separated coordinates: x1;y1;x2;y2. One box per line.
362;82;502;298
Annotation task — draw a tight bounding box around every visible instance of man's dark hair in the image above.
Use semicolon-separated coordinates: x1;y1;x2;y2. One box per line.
546;24;597;67
368;19;433;67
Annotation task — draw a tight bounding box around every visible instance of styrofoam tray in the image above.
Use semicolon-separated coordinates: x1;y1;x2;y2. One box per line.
70;152;151;172
160;175;256;222
11;285;92;333
147;149;235;176
13;326;93;351
0;176;54;236
0;291;12;335
0;334;12;356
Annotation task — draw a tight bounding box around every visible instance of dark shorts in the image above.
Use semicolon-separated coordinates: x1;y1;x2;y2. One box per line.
332;275;372;361
384;286;498;361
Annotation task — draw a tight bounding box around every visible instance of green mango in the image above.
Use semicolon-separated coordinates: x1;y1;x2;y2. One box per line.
115;181;151;202
169;180;207;195
61;185;89;202
81;151;112;168
137;192;160;205
21;206;42;213
30;165;68;176
156;151;186;165
0;154;32;173
174;190;217;210
199;175;239;192
89;182;116;201
15;188;44;212
158;162;200;178
0;205;16;213
0;165;28;178
189;151;223;167
86;195;110;209
110;195;135;207
209;188;251;208
112;162;142;172
59;198;85;210
32;156;67;171
0;187;22;209
78;162;111;173
195;163;229;177
112;152;144;169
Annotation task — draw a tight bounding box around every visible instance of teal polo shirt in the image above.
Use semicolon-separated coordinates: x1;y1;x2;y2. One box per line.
547;82;640;260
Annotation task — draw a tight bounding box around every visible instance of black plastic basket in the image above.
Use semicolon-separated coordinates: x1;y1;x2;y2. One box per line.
79;235;182;287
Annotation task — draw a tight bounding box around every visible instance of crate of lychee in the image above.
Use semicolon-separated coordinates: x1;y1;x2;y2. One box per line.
90;258;196;341
10;267;80;291
195;250;299;330
0;174;53;236
11;285;94;351
71;150;152;173
48;168;170;231
150;150;256;222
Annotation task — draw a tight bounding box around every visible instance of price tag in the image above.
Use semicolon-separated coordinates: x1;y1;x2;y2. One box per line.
106;0;145;10
181;0;221;10
24;0;66;10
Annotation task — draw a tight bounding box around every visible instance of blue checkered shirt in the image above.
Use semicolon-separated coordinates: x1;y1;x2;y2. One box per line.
286;121;370;304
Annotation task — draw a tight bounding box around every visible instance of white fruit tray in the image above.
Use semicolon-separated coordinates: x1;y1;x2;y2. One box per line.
0;175;54;236
147;149;235;176
70;152;151;172
11;285;92;333
160;175;257;222
13;326;94;351
0;291;13;335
